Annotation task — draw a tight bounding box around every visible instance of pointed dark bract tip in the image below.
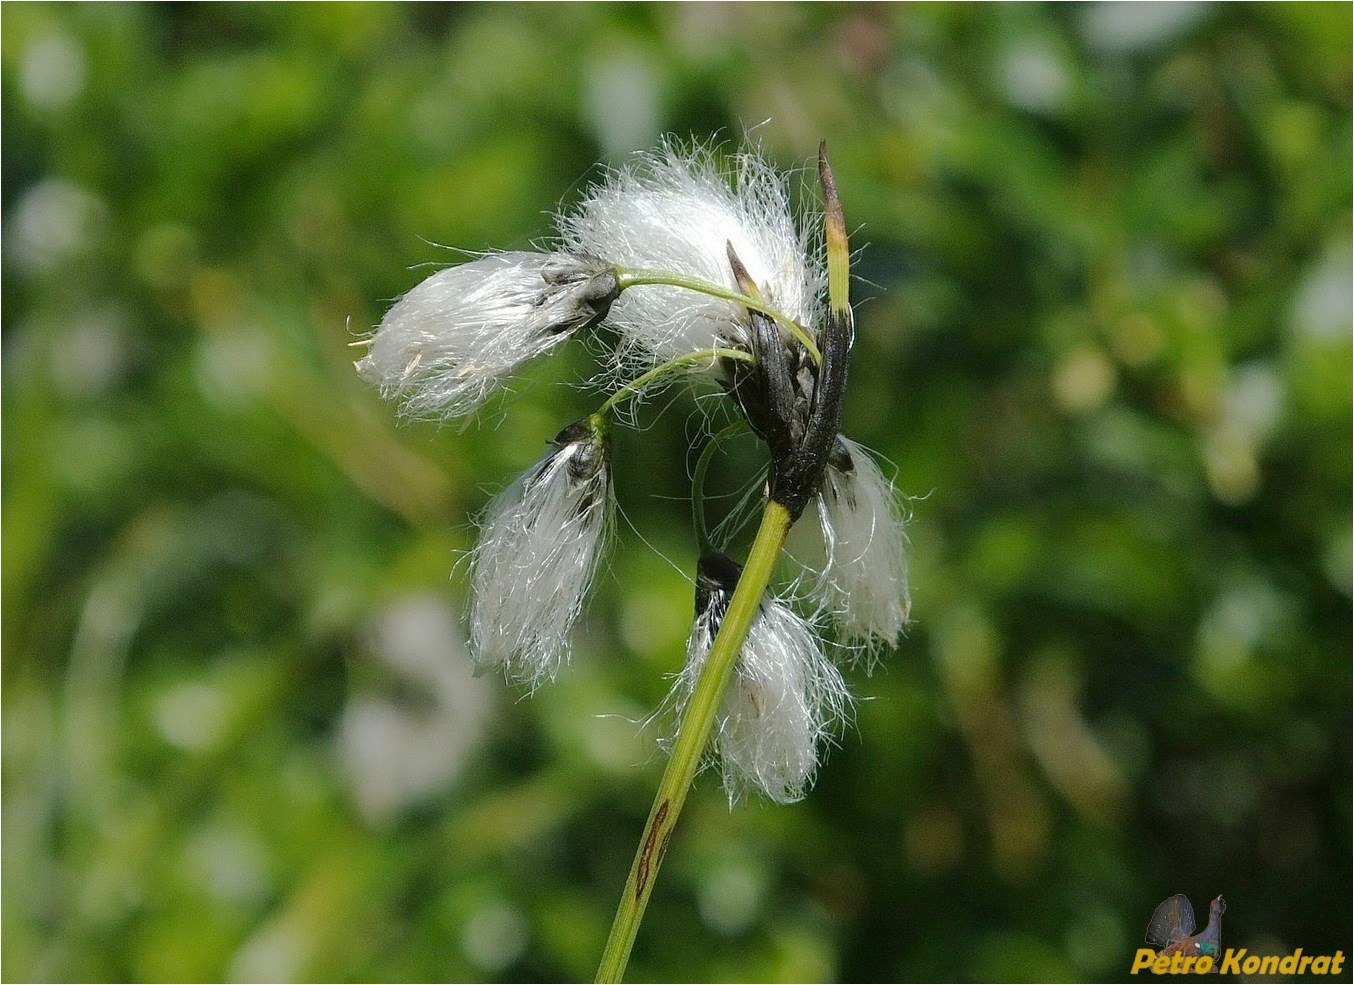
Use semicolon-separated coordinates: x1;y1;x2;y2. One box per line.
725;240;757;297
818;142;842;216
553;419;594;448
551;416;610;484
818;140;850;315
829;434;854;473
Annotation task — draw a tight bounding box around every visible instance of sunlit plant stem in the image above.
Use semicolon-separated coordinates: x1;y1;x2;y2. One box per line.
596;142;856;984
615;269;823;365
594;499;794;983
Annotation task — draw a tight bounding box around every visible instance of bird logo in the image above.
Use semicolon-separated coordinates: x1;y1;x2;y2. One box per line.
1146;894;1227;963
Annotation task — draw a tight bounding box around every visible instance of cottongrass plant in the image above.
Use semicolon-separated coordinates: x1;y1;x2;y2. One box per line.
356;251;619;418
468;418;612;688
795;435;912;651
557;143;823;367
357;137;911;982
680;552;850;806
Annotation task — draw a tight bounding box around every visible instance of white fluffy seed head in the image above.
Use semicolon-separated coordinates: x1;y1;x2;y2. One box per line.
468;421;611;687
558;140;825;367
679;582;850;805
790;436;911;653
357;252;618;420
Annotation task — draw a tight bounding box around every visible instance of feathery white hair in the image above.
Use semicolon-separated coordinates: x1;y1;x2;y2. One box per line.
469;427;611;687
679;592;850;805
357;252;614;420
791;436;911;652
558;140;825;367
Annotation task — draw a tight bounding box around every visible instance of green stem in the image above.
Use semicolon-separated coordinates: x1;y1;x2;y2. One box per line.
616;269;823;366
594;499;794;983
595;347;753;420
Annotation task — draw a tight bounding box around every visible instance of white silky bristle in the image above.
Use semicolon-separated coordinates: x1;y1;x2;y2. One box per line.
679;594;849;805
793;436;911;653
558;140;825;367
357;252;606;420
469;435;611;687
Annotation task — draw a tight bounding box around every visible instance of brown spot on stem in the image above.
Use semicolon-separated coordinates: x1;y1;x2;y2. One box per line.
635;800;670;900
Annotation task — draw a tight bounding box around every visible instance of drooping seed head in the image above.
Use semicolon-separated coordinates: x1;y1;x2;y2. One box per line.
469;418;612;687
357;251;618;420
789;435;911;654
677;553;850;805
558;140;824;367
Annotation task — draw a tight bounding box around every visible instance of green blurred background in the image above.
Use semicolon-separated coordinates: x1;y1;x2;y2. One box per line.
3;3;1350;982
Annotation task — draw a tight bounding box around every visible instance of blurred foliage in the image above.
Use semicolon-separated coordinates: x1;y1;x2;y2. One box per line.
3;3;1350;982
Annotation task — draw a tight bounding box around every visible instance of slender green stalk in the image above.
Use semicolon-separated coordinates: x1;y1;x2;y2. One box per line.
595;500;794;983
616;268;823;365
595;347;753;420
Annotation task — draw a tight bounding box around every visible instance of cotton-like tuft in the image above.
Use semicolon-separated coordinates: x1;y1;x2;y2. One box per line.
791;436;910;651
357;252;618;420
558;142;824;367
676;555;850;805
469;420;611;686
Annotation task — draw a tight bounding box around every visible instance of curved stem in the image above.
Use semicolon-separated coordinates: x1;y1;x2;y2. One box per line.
616;268;823;366
594;500;794;983
690;421;749;556
595;347;753;420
